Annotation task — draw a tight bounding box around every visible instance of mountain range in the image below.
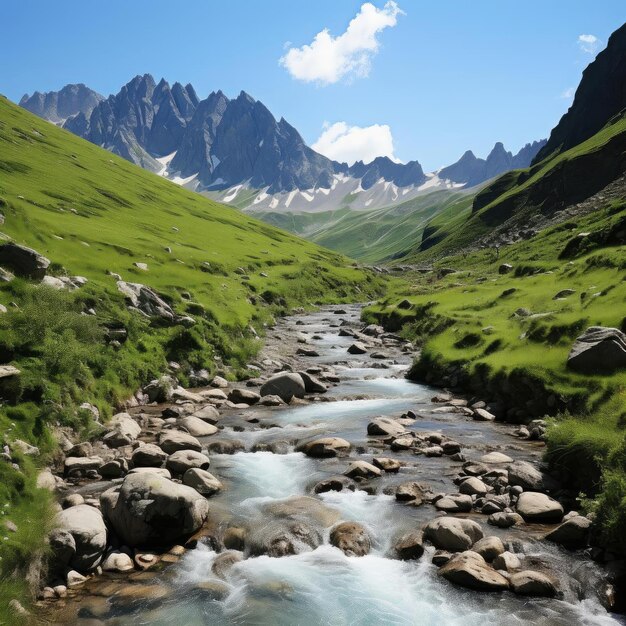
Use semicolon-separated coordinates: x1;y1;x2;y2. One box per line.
19;75;545;213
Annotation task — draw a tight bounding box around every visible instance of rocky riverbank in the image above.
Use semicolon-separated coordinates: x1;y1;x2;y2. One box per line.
35;305;622;625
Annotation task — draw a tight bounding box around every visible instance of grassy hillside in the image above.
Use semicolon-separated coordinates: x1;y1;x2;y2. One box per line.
256;190;474;263
0;95;389;617
365;182;626;557
407;115;626;261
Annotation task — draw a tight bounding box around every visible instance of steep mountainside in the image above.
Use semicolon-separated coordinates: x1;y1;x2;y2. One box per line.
405;28;626;265
534;22;626;163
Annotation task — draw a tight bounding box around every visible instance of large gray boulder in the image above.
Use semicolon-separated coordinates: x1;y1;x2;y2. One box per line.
0;242;50;279
177;416;218;437
423;517;484;551
100;472;209;547
50;504;107;572
367;417;405;436
131;443;168;468
545;515;592;548
516;492;564;523
117;281;175;322
166;450;211;475
438;551;509;592
567;327;626;374
507;460;546;491
159;430;202;454
102;412;141;448
510;571;557;597
259;372;306;403
296;437;351;458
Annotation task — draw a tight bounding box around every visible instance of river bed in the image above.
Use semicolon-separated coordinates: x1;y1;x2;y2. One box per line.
47;304;623;625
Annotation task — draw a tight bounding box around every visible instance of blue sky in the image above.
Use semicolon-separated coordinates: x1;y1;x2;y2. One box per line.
2;1;624;170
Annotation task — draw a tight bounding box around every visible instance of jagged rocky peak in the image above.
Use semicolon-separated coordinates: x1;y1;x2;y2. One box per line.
348;156;426;190
19;83;104;124
439;140;546;188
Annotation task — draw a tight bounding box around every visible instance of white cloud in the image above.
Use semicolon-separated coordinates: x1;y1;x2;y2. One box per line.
280;1;403;85
578;34;600;54
561;87;575;99
312;121;399;165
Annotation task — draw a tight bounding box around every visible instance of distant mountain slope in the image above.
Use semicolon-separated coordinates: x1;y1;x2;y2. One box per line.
440;141;546;187
19;83;103;125
534;22;626;163
19;74;543;214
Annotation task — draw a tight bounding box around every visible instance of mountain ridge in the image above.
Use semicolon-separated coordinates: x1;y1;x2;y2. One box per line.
19;74;545;210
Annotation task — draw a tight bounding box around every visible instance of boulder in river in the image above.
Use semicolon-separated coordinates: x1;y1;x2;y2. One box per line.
100;472;209;548
296;437;351;458
329;522;371;557
372;457;400;473
260;372;306;403
298;371;327;394
438;551;509;592
166;450;211;475
103;412;141;448
50;504;108;572
423;517;484;551
177;416;218;437
459;476;489;496
516;492;564;523
344;460;382;480
132;443;168;468
347;342;367;355
545;515;592;548
507;460;548;491
472;536;504;562
395;481;428;504
493;551;521;572
394;531;424;560
510;570;557;597
228;388;261;405
435;494;472;513
159;431;202;454
367;417;406;436
182;468;223;496
567;326;626;374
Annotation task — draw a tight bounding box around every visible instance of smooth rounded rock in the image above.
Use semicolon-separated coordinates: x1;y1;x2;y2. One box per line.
166;450;211;475
100;473;209;548
329;522;371;557
423;517;484;552
182;468;223;496
159;431;202;454
516;492;564;523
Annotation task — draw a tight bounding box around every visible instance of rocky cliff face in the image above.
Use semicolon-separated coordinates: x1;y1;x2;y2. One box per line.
19;84;103;125
534;22;626;163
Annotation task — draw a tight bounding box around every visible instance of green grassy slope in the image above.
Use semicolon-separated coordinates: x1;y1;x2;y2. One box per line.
365;190;626;556
0;96;389;617
256;189;474;263
406;115;626;262
0;96;384;326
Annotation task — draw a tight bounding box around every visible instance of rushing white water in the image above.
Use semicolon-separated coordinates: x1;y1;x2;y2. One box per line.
162;544;619;626
213;451;318;503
